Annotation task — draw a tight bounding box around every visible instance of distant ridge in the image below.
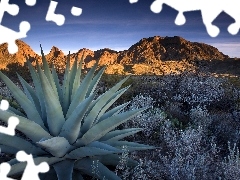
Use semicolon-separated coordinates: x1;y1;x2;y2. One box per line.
0;36;230;75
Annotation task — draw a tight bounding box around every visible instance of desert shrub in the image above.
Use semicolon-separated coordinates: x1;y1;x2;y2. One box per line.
221;142;240;179
171;72;225;107
119;99;222;179
122;94;167;142
189;105;212;132
209;112;240;153
162;127;220;180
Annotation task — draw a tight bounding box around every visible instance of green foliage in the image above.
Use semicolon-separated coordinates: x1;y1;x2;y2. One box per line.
0;46;155;180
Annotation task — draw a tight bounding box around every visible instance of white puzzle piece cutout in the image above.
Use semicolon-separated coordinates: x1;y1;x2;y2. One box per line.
0;151;49;180
46;0;82;26
71;6;82;16
0;100;19;136
130;0;240;37
0;163;16;180
0;100;49;179
129;0;138;4
46;0;65;26
0;0;36;54
16;151;49;180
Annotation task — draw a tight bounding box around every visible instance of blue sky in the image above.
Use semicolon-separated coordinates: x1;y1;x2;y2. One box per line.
3;0;240;57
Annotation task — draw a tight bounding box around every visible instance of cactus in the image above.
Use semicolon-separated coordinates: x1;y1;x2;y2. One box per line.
0;46;155;180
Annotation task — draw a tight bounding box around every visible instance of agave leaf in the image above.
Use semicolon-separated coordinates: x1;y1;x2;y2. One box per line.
80;76;130;134
73;170;84;180
0;71;45;128
27;60;47;124
59;93;95;144
17;74;34;104
81;93;103;120
8;156;64;176
74;158;121;180
75;108;146;146
67;146;120;159
87;141;123;152
52;64;63;106
0;109;52;142
98;128;143;141
7;106;26;117
71;55;83;101
7;158;19;166
37;137;73;157
98;101;130;122
66;62;98;119
37;66;65;136
62;52;71;115
94;85;130;125
103;141;156;151
0;145;18;154
68;57;78;101
17;73;42;116
40;45;58;97
39;167;58;180
0;133;46;155
93;154;138;167
53;160;75;180
85;66;106;98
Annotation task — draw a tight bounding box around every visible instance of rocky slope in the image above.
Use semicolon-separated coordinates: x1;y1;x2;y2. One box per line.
0;40;40;69
118;36;228;64
0;36;230;75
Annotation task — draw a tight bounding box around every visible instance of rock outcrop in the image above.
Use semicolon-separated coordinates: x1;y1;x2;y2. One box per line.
117;36;228;64
0;36;230;75
0;40;40;69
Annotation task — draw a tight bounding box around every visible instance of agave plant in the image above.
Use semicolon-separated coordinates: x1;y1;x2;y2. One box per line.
0;46;155;180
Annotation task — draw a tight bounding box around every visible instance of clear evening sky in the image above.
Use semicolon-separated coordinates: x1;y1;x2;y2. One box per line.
3;0;240;57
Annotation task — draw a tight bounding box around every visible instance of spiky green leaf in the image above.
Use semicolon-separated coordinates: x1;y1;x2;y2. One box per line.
68;146;120;159
66;62;98;118
7;106;26;117
17;73;42;116
9;156;64;176
59;93;95;144
103;141;156;151
40;45;58;97
61;53;71;115
72;170;84;180
68;57;78;100
0;133;45;155
52;64;63;106
99;128;143;141
0;110;51;142
0;145;18;154
37;137;73;157
74;158;121;180
53;160;75;180
94;85;130;125
85;66;106;97
27;60;47;124
0;71;45;128
80;76;130;134
75;108;146;146
71;55;83;101
97;101;130;122
37;66;65;136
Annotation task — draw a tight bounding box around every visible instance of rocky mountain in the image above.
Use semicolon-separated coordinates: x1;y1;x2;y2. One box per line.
118;36;228;64
0;40;39;69
0;36;230;75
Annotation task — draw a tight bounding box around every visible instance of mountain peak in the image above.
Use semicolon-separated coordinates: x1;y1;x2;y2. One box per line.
0;36;230;74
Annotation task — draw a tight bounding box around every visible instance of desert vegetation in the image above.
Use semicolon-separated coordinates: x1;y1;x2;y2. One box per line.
1;57;240;179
